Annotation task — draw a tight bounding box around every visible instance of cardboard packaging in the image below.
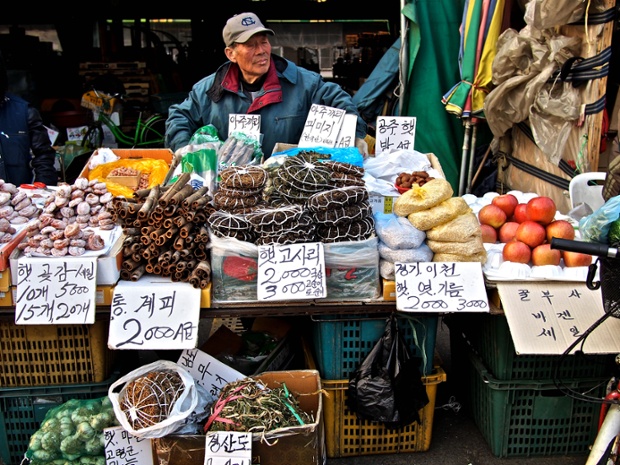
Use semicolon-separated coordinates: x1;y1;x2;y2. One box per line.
200;317;295;375
151;370;324;465
78;148;173;180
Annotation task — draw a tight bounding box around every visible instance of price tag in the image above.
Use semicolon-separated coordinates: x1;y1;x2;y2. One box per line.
205;431;252;465
375;116;416;155
299;104;346;147
395;262;488;313
14;257;97;324
108;277;201;350
104;426;152;465
228;114;261;141
177;348;245;396
257;242;326;301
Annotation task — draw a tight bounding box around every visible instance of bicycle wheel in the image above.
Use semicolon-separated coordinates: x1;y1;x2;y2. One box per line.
137;114;166;148
81;124;104;150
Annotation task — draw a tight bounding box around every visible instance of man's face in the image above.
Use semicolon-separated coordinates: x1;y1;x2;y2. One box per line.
227;33;272;83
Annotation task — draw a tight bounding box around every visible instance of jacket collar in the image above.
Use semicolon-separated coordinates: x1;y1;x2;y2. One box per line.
208;55;296;103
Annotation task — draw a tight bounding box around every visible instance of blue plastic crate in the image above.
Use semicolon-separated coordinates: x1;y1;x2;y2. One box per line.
0;374;118;465
311;313;438;379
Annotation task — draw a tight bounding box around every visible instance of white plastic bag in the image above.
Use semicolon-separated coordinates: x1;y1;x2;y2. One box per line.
108;360;199;438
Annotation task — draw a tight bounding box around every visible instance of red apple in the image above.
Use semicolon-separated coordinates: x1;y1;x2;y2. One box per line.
526;196;557;226
480;224;498;243
502;240;532;264
515;220;547;248
562;250;593;267
531;243;561;266
545;219;576;242
478;204;507;229
498;221;520;243
492;193;519;218
512;203;529;223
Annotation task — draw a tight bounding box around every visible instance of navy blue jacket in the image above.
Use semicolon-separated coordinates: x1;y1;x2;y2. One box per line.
0;93;57;186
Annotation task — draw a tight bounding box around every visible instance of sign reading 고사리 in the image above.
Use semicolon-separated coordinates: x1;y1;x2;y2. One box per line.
257;242;326;301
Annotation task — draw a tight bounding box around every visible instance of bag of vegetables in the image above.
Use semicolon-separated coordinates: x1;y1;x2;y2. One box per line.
25;396;119;465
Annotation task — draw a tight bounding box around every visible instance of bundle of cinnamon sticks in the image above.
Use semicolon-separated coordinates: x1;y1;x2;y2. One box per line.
111;173;214;289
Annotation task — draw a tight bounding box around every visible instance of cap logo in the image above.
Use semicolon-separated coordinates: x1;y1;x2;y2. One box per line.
241;16;257;27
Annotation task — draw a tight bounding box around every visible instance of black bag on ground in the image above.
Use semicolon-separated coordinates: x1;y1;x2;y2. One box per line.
347;313;429;428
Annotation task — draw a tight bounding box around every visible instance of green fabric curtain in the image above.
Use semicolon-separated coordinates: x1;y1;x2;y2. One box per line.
401;0;467;192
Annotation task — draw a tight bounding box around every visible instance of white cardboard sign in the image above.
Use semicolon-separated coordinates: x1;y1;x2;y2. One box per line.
108;276;201;350
177;348;245;397
104;426;153;465
335;113;357;148
375;116;416;155
205;431;252;465
299;104;346;147
14;256;97;324
228;113;261;140
395;262;489;313
498;281;620;354
257;242;326;301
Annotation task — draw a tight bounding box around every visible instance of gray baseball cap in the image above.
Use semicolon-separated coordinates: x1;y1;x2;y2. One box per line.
223;12;274;47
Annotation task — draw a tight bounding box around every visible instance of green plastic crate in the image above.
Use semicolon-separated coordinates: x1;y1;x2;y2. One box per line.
464;347;605;457
0;375;117;465
445;312;615;380
311;313;438;379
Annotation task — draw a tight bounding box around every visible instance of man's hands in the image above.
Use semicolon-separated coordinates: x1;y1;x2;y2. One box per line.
355;137;369;158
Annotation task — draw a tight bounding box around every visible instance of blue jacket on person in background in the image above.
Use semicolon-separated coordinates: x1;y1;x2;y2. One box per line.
0;93;58;186
165;54;367;158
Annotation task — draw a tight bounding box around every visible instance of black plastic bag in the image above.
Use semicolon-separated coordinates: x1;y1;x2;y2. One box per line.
347;313;429;428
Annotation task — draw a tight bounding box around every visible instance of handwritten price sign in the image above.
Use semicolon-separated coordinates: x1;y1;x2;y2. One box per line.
395;262;488;313
257;242;326;301
108;277;201;350
15;257;97;324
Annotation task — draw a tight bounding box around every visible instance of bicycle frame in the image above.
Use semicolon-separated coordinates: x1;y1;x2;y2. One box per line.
96;110;165;148
81;89;165;149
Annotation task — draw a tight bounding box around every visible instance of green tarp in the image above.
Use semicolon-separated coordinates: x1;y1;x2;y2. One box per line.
401;0;467;192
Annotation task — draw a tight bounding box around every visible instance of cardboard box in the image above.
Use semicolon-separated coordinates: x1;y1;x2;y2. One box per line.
200;317;294;375
78;148;173;181
0;288;13;307
106;173;141;189
151;370;324;465
0;270;11;292
96;285;115;305
382;278;396;301
200;283;211;308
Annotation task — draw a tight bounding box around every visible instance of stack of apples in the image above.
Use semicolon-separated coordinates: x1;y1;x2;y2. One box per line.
477;193;592;267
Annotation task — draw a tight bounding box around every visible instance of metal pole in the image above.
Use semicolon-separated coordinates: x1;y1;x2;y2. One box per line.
466;123;478;194
459;120;471;196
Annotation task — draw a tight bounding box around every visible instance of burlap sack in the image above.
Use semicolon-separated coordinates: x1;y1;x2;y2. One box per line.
393;178;454;217
407;197;471;231
426;236;485;255
425;212;482;242
432;250;488;264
